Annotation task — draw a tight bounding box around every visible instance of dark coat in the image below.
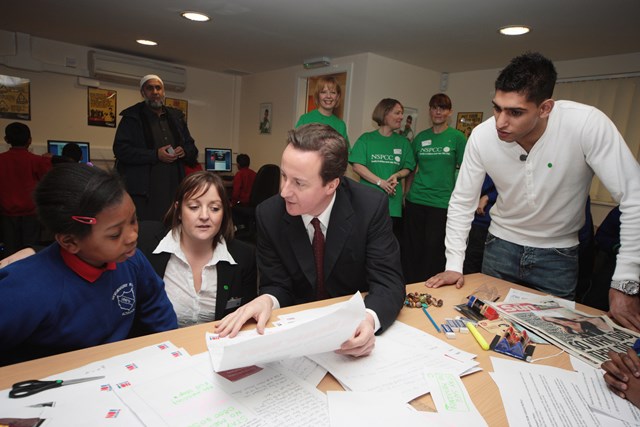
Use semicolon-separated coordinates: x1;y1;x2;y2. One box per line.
113;101;198;197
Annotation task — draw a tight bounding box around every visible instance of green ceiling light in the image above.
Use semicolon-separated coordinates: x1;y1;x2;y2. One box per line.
499;25;531;36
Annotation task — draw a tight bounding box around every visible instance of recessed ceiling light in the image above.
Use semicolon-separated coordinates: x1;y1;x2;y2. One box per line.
499;25;531;36
136;39;158;46
181;11;210;22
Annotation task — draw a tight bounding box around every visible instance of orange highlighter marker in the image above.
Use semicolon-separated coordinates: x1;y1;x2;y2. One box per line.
466;322;490;351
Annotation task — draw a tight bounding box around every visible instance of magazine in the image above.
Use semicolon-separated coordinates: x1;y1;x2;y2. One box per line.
488;300;640;368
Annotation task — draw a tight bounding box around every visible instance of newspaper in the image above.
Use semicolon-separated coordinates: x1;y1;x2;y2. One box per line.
488;300;640;368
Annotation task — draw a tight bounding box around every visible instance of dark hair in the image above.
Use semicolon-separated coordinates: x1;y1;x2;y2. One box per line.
287;124;348;185
495;52;557;105
4;122;31;147
237;153;250;168
313;76;342;108
429;93;452;110
61;142;82;163
371;98;403;126
35;164;126;238
163;171;234;247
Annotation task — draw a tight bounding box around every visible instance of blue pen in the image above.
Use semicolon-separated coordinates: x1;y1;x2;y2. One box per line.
422;305;441;333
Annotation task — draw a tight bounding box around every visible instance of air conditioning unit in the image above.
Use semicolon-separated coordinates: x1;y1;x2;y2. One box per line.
88;50;187;92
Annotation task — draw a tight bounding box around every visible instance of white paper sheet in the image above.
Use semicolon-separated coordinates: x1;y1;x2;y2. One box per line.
571;355;640;424
327;391;439;426
0;341;184;427
269;356;328;387
309;321;479;402
114;364;265;427
504;288;576;309
490;357;601;426
207;292;365;371
424;370;488;427
209;361;330;427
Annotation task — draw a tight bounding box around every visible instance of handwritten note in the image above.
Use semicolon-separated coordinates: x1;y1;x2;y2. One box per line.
114;367;265;427
424;370;487;427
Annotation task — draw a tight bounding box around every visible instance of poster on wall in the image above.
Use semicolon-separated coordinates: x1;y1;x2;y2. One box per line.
456;112;483;138
397;107;417;140
87;87;117;127
0;74;31;120
259;103;272;134
165;97;188;122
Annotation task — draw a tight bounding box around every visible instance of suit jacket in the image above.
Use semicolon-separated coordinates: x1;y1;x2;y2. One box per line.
137;221;257;321
255;177;405;332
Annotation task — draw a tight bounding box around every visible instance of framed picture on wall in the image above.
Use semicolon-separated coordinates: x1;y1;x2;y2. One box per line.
397;107;417;140
87;87;117;127
259;103;272;134
0;74;31;120
456;112;483;138
166;97;188;122
305;72;347;119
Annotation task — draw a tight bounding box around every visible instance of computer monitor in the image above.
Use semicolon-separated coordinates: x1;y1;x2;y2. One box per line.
47;140;91;164
204;148;232;172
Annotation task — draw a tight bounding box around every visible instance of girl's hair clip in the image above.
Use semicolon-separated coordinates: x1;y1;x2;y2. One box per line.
71;215;97;225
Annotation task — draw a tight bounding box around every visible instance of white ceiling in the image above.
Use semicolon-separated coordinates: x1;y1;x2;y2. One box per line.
2;0;640;75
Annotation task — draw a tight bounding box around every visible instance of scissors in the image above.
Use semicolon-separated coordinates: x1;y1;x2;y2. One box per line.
9;375;105;398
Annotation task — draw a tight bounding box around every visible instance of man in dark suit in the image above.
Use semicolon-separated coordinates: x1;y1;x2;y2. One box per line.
216;123;405;357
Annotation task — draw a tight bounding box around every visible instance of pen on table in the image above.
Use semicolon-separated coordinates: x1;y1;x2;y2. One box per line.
422;305;441;333
466;322;490;351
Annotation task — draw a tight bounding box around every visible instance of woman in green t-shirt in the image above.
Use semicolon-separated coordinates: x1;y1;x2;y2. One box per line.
349;98;416;239
402;93;467;283
296;76;349;146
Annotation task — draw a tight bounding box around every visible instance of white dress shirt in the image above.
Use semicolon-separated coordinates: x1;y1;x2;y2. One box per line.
154;229;237;327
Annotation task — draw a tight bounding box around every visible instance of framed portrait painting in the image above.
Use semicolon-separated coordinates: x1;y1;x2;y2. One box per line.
259;103;272;134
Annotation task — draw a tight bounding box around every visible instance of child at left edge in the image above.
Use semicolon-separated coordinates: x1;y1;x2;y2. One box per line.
0;163;178;366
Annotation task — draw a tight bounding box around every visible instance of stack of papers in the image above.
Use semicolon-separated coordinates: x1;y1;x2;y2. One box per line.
1;292;494;426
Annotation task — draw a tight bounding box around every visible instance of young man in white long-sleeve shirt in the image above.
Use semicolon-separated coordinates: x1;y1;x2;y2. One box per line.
426;52;640;333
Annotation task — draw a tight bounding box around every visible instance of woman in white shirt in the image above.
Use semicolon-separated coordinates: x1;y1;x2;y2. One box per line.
138;171;257;327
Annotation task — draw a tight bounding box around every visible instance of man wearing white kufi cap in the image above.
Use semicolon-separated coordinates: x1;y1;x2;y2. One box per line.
113;74;198;221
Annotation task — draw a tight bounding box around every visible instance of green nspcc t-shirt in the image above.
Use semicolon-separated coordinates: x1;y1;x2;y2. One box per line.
349;130;415;217
406;127;466;209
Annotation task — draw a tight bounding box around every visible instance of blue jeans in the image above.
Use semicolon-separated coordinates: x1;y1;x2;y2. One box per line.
481;233;579;299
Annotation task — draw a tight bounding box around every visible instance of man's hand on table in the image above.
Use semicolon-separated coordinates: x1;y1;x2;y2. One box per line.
335;312;376;357
215;295;274;338
425;270;464;289
602;348;640;407
609;289;640;333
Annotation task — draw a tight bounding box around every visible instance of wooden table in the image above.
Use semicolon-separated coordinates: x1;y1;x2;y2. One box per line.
0;274;603;425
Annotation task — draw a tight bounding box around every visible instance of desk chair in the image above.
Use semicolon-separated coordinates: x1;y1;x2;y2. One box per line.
233;164;280;243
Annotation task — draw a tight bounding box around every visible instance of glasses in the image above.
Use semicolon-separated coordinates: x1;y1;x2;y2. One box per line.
429;106;450;112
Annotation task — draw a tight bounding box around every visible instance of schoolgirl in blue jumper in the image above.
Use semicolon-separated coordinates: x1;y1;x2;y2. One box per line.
0;163;177;366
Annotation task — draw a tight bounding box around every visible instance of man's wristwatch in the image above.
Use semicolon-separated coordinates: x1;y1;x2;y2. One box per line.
376;179;382;186
610;280;640;296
